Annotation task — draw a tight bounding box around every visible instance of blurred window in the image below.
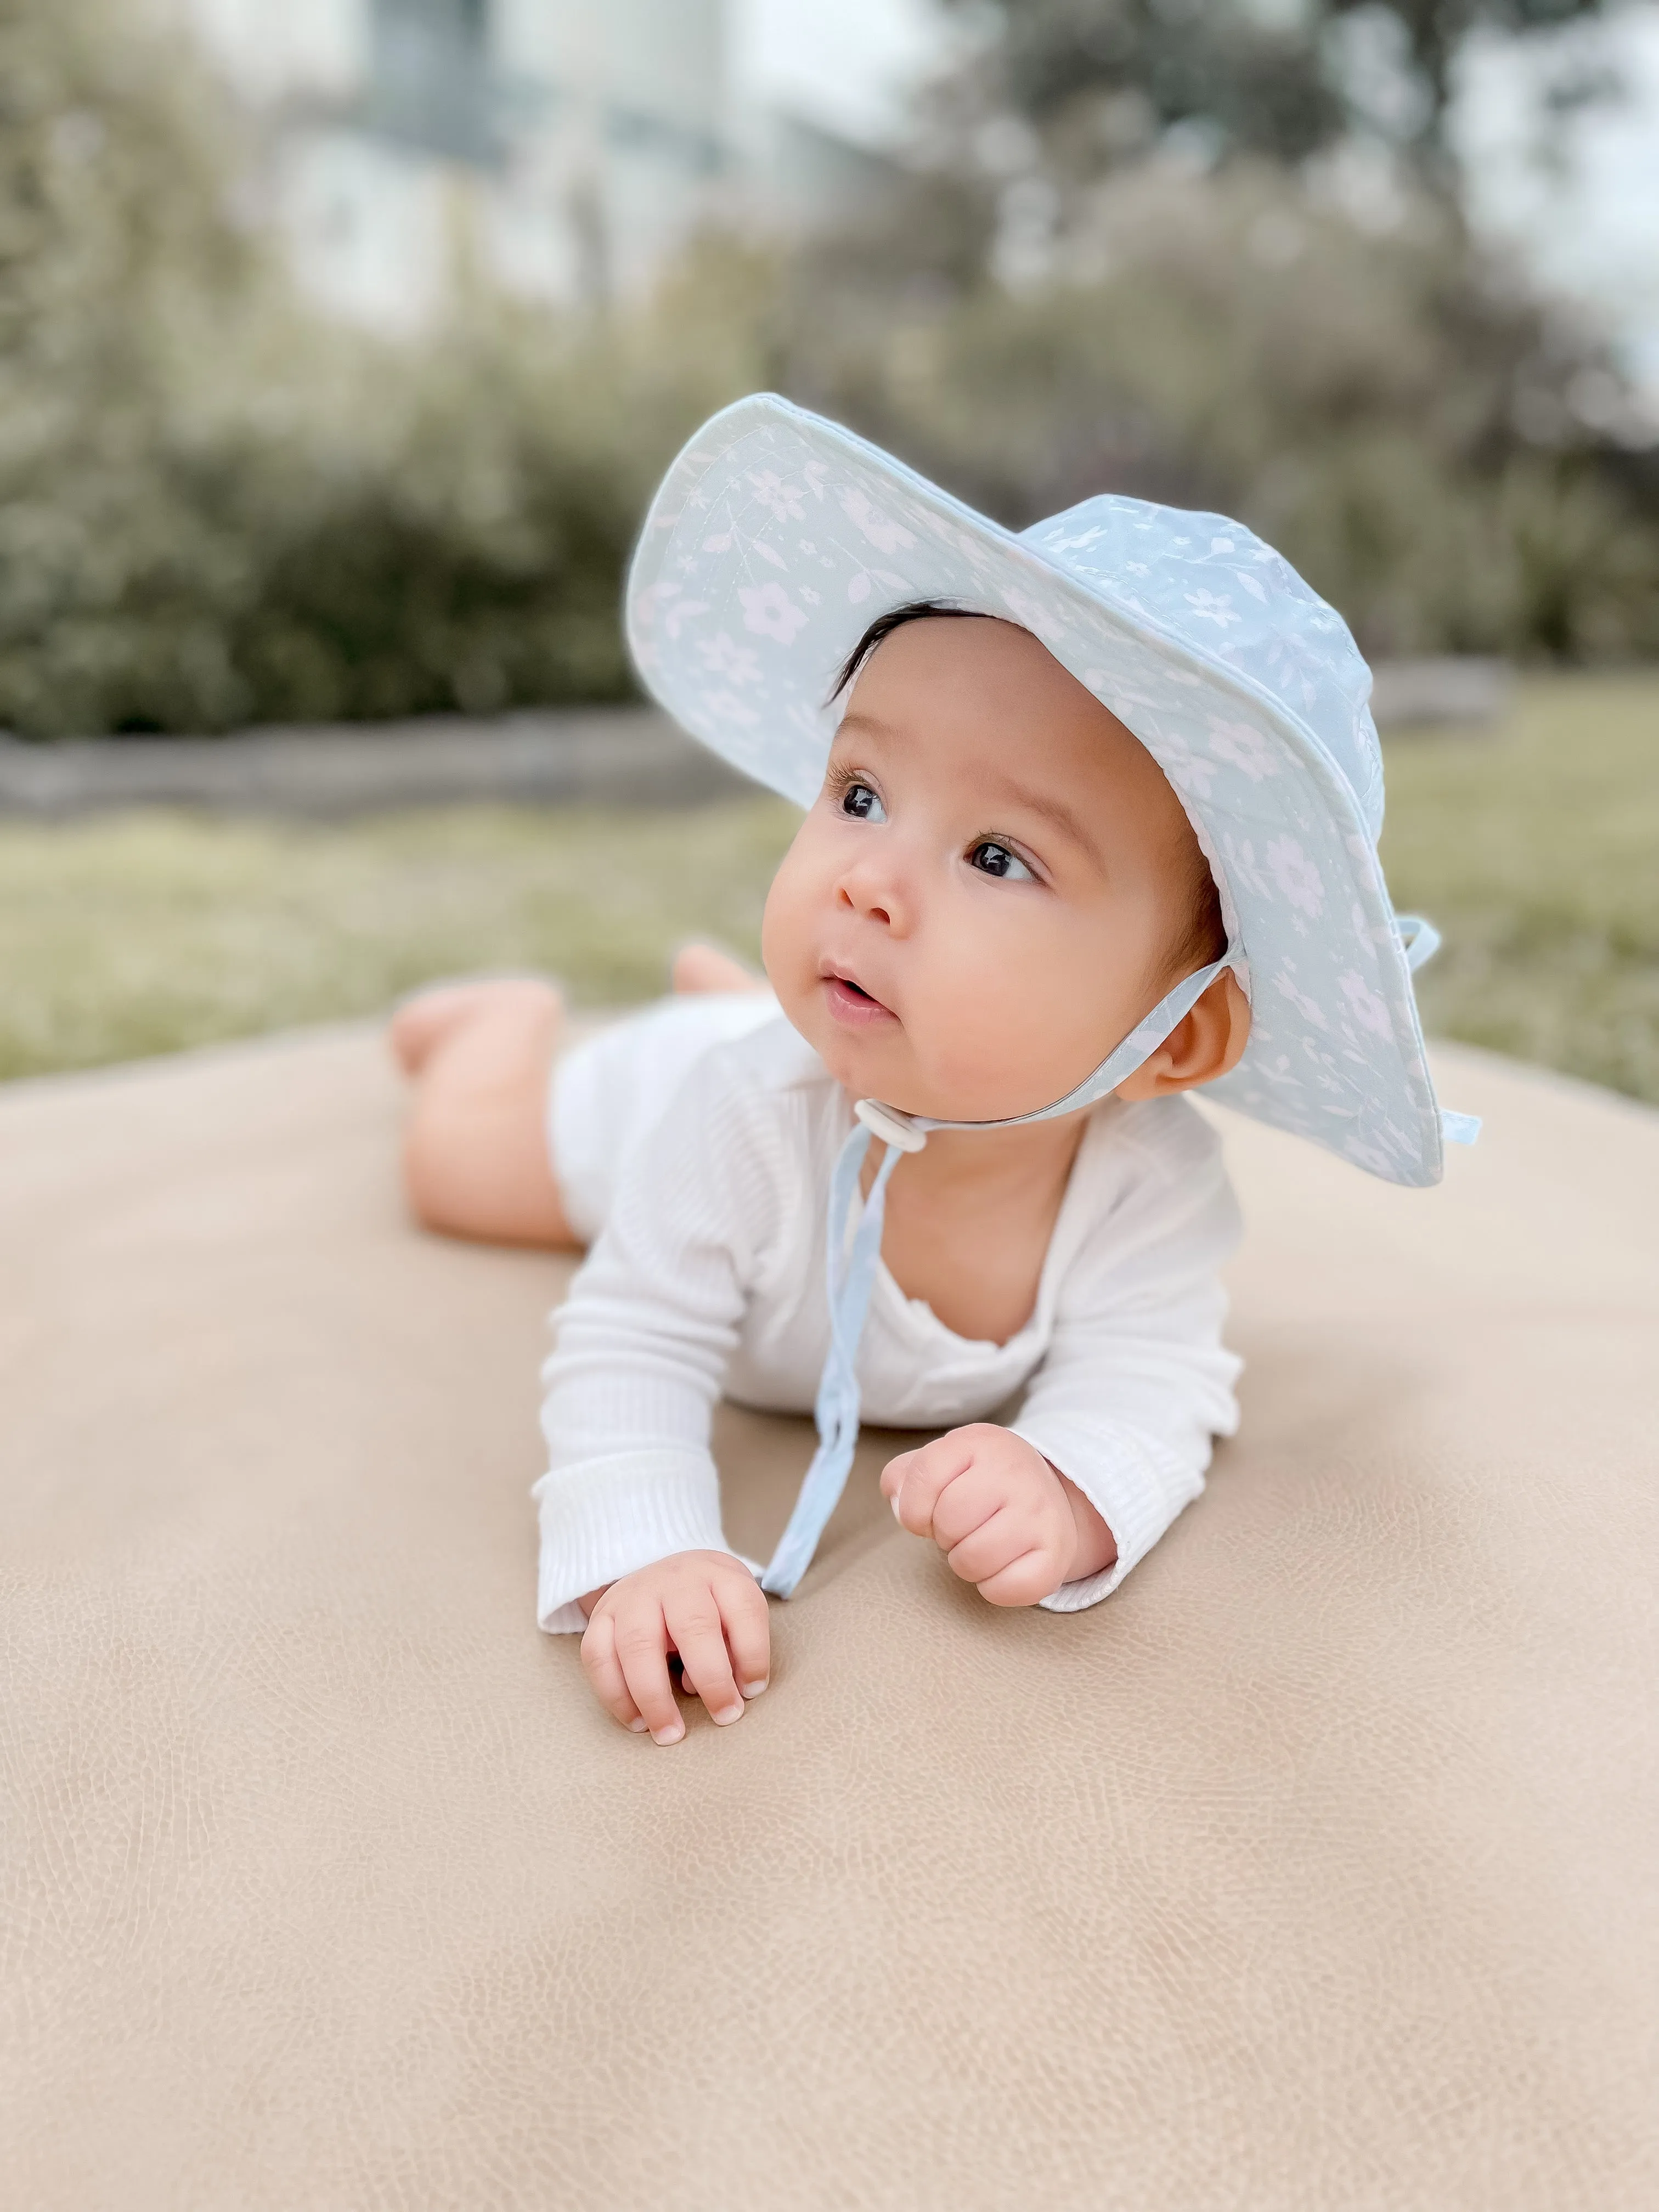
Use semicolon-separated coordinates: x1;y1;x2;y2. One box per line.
370;0;494;164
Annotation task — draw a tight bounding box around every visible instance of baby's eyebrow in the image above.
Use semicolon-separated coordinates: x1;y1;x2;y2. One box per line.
979;774;1106;872
833;710;1105;870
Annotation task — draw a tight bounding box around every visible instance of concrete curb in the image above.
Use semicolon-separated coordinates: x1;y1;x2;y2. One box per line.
0;707;753;820
0;661;1510;821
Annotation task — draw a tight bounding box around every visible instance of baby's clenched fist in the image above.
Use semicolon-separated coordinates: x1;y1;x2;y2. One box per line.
881;1424;1117;1606
580;1550;769;1745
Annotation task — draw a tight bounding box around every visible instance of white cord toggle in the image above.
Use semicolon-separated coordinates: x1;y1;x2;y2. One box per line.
853;1098;929;1152
1396;914;1442;972
759;944;1238;1601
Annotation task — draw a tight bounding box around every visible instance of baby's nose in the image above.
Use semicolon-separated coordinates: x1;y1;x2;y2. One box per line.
836;858;909;930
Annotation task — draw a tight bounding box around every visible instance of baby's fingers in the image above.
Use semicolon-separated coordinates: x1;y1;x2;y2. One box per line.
885;1433;975;1539
879;1447;919;1508
579;1611;647;1734
719;1575;771;1702
944;1508;1030;1588
613;1609;684;1745
975;1547;1066;1609
664;1590;744;1729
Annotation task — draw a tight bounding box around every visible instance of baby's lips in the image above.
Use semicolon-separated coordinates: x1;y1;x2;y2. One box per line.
819;959;898;1017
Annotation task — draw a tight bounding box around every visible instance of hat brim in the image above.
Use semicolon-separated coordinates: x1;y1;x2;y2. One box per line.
627;393;1442;1187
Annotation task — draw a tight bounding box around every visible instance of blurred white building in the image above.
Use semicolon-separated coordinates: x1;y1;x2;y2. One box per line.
178;0;904;330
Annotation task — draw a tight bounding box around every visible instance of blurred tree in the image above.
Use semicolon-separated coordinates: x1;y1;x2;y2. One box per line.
766;149;1658;661
0;0;1649;736
0;0;732;732
941;0;1612;183
0;0;272;731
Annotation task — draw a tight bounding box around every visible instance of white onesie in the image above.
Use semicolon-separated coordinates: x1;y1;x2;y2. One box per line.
535;995;1244;1632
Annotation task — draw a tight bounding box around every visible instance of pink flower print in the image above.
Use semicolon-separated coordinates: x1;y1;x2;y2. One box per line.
1184;588;1238;626
738;582;808;644
1342;1135;1396;1176
1336;969;1392;1038
634;580;678;630
703;688;760;729
998;585;1066;644
1264;836;1325;918
637;583;711;640
746;470;805;521
695;631;762;687
838;487;916;556
1273;966;1328;1029
1156;732;1217;800
663;599;710;640
1207;716;1278;782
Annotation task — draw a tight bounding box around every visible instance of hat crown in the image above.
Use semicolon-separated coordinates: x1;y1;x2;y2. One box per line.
626;393;1443;1186
1020;496;1385;844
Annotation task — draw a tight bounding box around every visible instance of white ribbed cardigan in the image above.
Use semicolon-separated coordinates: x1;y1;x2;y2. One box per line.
535;1011;1243;1632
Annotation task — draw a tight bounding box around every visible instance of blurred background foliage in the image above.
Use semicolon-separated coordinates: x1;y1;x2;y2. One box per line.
4;673;1654;1098
0;0;1654;739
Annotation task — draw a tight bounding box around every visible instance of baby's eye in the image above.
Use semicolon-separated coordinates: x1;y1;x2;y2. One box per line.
839;780;887;823
968;839;1035;882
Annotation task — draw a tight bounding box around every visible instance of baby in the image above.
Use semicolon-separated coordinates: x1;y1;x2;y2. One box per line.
393;394;1466;1746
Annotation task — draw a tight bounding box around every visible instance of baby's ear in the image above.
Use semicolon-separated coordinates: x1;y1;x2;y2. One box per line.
1115;972;1251;1101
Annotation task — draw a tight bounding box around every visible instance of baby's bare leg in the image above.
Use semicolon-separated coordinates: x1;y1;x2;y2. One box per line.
669;943;760;995
392;949;767;1249
396;978;574;1246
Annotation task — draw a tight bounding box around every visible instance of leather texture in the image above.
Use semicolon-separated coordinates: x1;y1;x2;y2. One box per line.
3;1026;1655;2210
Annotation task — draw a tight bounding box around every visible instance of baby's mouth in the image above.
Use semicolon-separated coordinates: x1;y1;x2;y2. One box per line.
821;967;899;1028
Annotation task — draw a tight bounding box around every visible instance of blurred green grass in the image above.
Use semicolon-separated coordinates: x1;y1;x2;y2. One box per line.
1378;672;1657;1106
0;671;1654;1102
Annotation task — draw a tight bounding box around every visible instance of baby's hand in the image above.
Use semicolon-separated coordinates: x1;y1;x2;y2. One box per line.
580;1550;769;1745
882;1424;1114;1607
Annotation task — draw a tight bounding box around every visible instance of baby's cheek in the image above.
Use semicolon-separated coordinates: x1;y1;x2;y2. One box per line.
759;844;817;997
924;928;1100;1112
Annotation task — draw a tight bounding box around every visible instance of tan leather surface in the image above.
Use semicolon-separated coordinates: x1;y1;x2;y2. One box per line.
3;1027;1655;2209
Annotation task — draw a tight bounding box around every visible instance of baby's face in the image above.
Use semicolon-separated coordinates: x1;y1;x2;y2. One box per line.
763;616;1221;1122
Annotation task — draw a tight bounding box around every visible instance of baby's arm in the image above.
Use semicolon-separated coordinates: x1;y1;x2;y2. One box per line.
580;1550;770;1745
884;1109;1243;1611
536;1051;781;1732
882;1425;1117;1606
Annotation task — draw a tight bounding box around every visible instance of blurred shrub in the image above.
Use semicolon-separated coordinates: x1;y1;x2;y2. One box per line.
0;0;747;735
0;2;1653;737
769;162;1659;662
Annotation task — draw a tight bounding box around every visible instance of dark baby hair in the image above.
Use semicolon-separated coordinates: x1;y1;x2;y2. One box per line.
827;600;982;703
826;600;1226;980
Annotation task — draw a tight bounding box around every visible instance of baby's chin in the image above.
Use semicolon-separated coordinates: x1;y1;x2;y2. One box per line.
778;997;1052;1121
777;986;917;1105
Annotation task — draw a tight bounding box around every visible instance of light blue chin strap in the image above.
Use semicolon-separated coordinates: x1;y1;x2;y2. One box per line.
759;915;1482;1599
759;947;1237;1598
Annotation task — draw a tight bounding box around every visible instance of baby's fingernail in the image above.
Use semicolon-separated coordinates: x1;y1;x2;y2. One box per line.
740;1678;768;1699
712;1700;744;1726
651;1720;685;1746
890;1493;902;1520
628;1716;649;1733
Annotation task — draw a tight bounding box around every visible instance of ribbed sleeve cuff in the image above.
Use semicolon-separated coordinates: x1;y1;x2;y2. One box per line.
532;1450;737;1633
1010;1418;1206;1616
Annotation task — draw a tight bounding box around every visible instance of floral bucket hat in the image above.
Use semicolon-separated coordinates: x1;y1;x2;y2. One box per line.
627;391;1477;1190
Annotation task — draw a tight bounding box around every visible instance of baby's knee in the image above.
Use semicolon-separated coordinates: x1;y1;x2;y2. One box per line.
399;1107;460;1233
397;989;573;1244
390;975;562;1077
